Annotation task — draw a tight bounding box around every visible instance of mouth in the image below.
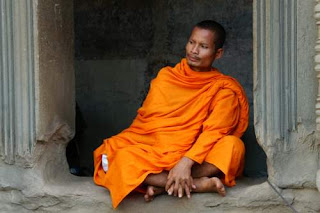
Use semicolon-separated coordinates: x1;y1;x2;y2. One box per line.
187;54;200;62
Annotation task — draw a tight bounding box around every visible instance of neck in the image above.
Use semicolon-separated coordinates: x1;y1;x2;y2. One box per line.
190;65;212;72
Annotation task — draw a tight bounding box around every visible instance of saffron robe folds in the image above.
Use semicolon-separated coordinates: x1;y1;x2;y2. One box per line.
93;58;249;208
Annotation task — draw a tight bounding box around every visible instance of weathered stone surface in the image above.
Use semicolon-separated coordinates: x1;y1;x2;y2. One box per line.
1;177;319;213
253;0;319;188
0;0;76;210
37;0;75;144
317;170;320;192
289;188;320;212
0;0;36;167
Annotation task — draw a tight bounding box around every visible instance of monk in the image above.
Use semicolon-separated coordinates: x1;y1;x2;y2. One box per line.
93;20;249;208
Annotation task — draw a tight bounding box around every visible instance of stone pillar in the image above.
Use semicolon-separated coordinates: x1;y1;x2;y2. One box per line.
314;0;320;193
0;0;75;208
254;0;319;188
254;0;298;150
0;0;36;166
317;170;320;192
1;0;74;164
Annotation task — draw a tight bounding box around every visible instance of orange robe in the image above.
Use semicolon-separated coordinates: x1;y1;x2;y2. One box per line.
93;58;249;208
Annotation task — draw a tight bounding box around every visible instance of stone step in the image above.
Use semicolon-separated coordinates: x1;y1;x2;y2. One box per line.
1;176;320;213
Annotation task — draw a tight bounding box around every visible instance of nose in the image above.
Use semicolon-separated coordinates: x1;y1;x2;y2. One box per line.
191;45;199;54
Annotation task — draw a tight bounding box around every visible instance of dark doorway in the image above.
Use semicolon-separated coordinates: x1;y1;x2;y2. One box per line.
68;0;267;178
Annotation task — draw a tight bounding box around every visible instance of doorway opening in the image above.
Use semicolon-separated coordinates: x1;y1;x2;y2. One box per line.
67;0;267;178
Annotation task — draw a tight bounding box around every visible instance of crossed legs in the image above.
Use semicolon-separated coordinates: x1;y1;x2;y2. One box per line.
143;162;226;201
142;135;245;201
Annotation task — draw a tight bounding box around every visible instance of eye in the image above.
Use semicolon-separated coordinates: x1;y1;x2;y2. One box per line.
201;45;208;49
189;40;193;44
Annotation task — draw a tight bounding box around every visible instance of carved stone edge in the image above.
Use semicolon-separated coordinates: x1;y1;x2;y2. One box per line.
0;0;37;165
315;1;320;132
317;170;320;192
315;0;320;193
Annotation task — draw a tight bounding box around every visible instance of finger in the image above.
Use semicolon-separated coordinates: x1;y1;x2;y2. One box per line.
165;178;174;191
186;178;191;191
192;183;196;189
179;181;185;198
168;184;174;196
180;180;185;191
173;180;179;197
185;184;191;198
190;177;196;190
178;184;184;198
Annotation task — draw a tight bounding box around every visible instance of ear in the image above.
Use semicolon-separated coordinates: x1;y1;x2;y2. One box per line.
215;48;224;59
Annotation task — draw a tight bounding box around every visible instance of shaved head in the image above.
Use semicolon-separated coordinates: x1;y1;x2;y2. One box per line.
194;20;226;50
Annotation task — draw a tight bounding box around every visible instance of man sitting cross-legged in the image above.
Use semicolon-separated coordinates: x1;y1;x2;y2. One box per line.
93;20;248;208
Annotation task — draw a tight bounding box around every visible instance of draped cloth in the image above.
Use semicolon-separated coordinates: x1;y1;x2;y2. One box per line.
93;58;249;208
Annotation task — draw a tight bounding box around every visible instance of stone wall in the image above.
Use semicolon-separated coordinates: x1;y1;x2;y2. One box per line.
73;0;267;177
37;0;75;143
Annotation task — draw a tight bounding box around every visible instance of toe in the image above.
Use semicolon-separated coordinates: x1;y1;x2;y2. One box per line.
144;194;150;202
219;187;226;196
144;186;155;202
217;185;226;196
148;186;155;196
211;177;226;196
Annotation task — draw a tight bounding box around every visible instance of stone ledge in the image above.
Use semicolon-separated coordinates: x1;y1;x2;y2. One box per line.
1;174;320;213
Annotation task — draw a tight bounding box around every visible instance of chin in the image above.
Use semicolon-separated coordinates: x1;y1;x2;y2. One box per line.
186;59;198;67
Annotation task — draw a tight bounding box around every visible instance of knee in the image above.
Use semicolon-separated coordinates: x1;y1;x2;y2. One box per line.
114;147;140;163
220;135;245;155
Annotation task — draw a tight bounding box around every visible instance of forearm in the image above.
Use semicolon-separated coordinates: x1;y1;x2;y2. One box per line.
178;156;195;169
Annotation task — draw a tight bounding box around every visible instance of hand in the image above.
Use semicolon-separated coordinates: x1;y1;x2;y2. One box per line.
165;157;196;198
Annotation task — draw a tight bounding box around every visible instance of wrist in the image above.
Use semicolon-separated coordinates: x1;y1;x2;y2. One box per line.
182;156;195;167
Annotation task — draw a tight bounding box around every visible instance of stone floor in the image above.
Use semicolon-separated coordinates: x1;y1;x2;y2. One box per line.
1;174;320;213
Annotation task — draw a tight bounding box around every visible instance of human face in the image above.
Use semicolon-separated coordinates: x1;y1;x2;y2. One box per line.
185;27;223;72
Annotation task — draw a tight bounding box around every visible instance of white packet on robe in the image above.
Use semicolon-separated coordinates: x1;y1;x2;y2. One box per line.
102;154;108;172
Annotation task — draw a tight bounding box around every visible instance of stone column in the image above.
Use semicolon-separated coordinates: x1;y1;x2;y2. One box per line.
254;0;319;188
0;0;75;204
314;0;320;193
0;0;36;166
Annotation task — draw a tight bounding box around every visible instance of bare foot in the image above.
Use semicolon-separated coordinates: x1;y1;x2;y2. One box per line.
144;185;165;202
193;177;226;196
